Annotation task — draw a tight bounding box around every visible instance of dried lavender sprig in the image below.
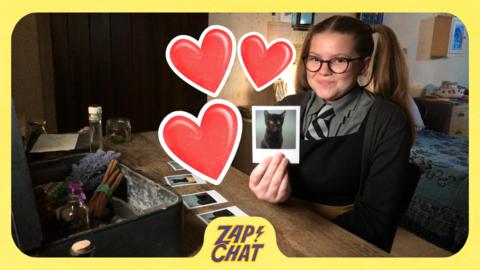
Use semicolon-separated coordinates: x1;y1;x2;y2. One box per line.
66;149;121;192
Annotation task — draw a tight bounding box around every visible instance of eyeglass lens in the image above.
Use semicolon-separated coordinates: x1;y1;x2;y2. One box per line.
304;57;352;74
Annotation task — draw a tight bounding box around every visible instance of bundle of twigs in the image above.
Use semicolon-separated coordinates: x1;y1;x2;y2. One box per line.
88;159;124;219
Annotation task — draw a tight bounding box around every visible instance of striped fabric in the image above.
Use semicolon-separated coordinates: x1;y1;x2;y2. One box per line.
305;104;335;140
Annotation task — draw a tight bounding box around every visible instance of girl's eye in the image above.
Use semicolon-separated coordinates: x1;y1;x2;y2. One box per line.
332;57;348;64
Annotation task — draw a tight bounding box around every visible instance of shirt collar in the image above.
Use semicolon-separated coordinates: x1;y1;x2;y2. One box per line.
330;84;361;115
308;84;361;116
307;91;325;116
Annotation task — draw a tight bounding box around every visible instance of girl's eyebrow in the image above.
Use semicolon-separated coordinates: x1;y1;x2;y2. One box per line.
307;52;353;58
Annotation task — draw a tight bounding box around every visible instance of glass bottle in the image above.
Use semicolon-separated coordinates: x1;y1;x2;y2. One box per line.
106;117;131;143
56;183;90;235
88;105;103;152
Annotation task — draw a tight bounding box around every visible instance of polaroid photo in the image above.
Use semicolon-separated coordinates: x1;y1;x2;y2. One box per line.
252;106;300;164
164;174;207;187
167;160;184;171
197;206;248;225
182;190;227;209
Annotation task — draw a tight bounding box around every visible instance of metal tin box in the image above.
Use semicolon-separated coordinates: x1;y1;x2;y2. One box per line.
12;106;183;257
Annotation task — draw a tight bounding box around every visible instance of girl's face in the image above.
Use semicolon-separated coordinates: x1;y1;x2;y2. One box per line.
306;32;368;102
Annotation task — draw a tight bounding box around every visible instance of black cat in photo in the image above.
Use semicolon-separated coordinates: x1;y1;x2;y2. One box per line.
261;111;286;149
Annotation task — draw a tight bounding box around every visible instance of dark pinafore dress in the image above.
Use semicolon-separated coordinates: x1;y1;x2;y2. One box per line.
288;107;371;217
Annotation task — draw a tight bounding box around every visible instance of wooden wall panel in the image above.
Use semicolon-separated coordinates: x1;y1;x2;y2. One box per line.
50;13;208;132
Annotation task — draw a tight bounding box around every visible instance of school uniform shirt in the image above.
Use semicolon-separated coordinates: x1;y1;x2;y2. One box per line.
279;88;416;252
302;85;375;137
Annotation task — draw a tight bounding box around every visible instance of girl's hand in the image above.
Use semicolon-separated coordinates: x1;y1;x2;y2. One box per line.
249;152;291;203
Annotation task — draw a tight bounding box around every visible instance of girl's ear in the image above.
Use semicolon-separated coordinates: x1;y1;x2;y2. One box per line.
361;56;371;75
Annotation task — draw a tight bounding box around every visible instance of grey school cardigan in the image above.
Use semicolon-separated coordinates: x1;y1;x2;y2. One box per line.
279;90;418;252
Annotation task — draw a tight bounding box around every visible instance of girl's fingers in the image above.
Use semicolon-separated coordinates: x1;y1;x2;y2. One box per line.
256;153;283;194
266;158;288;198
249;156;272;189
275;173;291;202
261;153;284;183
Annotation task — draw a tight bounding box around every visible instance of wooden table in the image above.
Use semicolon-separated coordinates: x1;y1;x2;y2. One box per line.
105;132;388;257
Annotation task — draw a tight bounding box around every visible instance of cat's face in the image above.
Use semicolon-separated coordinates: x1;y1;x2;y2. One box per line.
264;111;286;132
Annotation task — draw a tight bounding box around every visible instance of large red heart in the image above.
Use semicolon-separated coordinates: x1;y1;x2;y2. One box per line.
158;99;242;185
166;25;236;97
238;33;295;91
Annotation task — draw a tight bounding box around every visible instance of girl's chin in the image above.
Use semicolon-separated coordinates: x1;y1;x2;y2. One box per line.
313;89;336;101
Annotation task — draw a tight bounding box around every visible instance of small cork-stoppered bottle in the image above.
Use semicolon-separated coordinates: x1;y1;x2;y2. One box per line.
88;105;103;152
70;239;95;257
56;181;90;236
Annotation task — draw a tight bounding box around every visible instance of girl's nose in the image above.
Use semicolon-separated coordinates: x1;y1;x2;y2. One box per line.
318;62;332;75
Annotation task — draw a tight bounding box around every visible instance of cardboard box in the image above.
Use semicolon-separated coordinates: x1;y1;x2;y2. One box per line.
416;15;453;59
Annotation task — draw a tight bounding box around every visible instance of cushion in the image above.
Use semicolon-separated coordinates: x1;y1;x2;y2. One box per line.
408;96;425;130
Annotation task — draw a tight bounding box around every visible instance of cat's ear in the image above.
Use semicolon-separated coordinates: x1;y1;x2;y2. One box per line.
264;111;269;118
281;111;286;118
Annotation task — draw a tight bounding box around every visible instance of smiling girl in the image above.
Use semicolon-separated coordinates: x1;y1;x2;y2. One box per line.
248;15;419;252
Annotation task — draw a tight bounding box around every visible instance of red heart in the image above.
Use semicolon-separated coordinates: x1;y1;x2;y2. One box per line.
158;100;242;184
166;25;236;97
238;33;295;91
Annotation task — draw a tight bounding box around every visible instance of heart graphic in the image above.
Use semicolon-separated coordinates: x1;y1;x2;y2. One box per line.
158;99;242;185
165;25;236;97
238;33;295;91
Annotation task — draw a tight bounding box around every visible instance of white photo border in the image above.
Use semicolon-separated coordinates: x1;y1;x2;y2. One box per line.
182;190;228;209
164;173;206;187
167;160;185;171
251;105;300;164
196;206;248;225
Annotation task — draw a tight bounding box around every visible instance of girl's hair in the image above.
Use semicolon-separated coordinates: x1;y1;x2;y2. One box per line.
295;15;415;143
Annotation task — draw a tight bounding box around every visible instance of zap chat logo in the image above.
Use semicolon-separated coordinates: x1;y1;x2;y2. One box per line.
211;224;265;262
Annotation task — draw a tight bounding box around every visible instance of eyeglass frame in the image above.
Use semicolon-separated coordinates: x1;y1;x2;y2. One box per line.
302;55;364;74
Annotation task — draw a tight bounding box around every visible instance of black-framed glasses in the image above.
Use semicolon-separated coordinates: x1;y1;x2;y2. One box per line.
302;55;363;74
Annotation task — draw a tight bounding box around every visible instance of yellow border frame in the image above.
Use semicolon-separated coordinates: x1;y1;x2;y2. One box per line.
1;1;477;269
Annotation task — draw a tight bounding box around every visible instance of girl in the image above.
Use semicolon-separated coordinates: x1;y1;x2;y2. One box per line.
248;15;419;252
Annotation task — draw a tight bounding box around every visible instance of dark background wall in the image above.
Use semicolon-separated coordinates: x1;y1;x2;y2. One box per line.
13;13;209;133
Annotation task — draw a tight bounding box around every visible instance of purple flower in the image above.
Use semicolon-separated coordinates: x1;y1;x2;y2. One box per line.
69;180;87;203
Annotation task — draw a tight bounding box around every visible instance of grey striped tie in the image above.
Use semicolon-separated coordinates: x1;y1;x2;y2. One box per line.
305;104;335;140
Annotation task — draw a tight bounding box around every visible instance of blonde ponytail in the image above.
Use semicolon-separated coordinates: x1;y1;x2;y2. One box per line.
369;24;415;143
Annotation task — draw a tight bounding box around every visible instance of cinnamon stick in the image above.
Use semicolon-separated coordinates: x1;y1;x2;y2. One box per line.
88;159;128;219
88;159;117;211
89;159;118;216
104;159;118;180
93;169;122;218
111;172;124;192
